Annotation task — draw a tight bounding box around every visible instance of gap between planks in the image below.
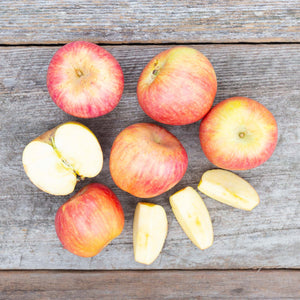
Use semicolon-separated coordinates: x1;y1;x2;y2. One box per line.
0;41;300;47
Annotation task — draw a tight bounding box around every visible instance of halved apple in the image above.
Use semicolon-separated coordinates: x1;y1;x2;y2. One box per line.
170;187;213;250
22;122;103;195
133;202;168;265
198;169;259;211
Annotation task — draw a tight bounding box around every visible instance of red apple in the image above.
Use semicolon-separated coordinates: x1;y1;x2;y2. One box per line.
137;46;217;125
47;41;124;118
109;123;188;198
199;97;278;170
55;183;124;257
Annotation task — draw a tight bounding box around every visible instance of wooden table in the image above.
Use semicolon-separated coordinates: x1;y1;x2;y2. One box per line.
0;1;299;299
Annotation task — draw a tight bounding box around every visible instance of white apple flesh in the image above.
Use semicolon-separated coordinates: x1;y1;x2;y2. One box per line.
133;202;168;265
198;169;260;211
170;187;213;250
22;122;103;195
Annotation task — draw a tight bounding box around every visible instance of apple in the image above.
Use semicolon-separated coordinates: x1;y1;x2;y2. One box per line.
22;122;103;195
55;183;124;257
198;169;259;211
137;46;217;125
170;186;213;250
109;123;188;198
133;202;168;265
47;41;124;118
199;97;278;170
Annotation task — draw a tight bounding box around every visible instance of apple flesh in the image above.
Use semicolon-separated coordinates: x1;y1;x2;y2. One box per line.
22;122;103;195
109;123;188;198
133;202;168;265
55;183;124;257
199;97;278;170
47;41;124;118
137;46;217;125
170;187;213;250
198;169;260;211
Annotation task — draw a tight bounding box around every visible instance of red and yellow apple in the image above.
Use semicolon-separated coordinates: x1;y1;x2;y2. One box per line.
47;41;124;118
109;123;188;198
55;183;124;257
199;97;278;170
22;122;103;195
137;46;217;125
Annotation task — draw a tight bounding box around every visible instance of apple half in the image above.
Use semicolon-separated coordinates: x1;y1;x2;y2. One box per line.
198;169;260;211
133;202;168;265
170;187;213;250
22;122;103;195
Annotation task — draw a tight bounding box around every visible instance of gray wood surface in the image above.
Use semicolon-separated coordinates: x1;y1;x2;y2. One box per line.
1;270;299;299
0;44;299;269
1;0;299;44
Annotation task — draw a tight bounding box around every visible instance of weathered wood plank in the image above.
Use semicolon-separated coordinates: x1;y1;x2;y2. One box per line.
0;270;299;299
0;1;299;44
0;45;299;269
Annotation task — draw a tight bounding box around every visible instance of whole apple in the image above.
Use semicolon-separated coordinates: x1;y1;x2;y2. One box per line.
199;97;278;170
47;41;124;118
55;183;124;257
109;123;188;198
137;46;217;125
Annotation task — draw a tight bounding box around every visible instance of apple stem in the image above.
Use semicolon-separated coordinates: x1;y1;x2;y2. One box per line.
77;175;85;182
239;132;245;138
75;68;84;78
152;69;159;76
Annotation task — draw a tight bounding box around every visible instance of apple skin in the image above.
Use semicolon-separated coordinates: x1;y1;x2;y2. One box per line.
55;183;124;257
109;123;188;198
199;97;278;170
47;41;124;118
137;46;217;125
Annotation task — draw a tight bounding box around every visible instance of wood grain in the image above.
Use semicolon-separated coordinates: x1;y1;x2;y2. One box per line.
0;0;299;44
0;44;299;269
0;270;299;299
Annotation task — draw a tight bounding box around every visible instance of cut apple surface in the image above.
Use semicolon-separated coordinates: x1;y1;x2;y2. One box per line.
198;169;259;211
170;187;213;250
133;202;168;265
22;122;103;195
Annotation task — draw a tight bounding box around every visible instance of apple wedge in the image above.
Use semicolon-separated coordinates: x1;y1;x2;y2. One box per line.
22;122;103;195
133;202;168;265
170;187;213;250
198;169;259;211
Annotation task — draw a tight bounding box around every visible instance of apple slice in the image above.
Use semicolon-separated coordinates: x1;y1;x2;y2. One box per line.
22;122;103;195
133;202;168;265
198;169;260;211
170;187;213;250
